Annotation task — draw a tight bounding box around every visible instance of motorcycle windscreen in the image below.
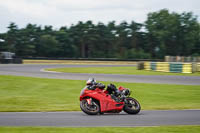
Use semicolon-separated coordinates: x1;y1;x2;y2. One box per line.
80;86;88;96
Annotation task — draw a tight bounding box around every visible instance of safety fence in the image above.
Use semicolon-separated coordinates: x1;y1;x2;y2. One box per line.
0;58;22;64
141;62;200;73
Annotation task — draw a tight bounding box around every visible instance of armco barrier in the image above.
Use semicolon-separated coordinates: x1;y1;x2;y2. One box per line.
140;62;196;73
0;58;22;64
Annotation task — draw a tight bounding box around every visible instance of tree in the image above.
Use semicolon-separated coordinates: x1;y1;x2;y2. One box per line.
55;28;78;57
37;34;59;57
145;9;200;58
1;10;199;59
14;24;39;56
0;33;6;51
192;23;200;55
4;22;19;52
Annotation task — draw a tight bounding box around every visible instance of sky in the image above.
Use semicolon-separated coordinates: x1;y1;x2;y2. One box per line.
0;0;200;33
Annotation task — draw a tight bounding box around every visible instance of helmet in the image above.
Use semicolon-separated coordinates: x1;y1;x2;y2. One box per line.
123;89;130;96
86;78;96;85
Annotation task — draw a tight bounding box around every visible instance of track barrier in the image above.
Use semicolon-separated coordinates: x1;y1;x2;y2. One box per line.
140;62;200;73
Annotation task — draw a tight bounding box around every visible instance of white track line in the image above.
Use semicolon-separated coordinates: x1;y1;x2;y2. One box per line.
40;69;62;73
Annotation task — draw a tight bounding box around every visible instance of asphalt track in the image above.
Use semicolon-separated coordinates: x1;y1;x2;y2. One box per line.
0;110;200;126
0;64;200;85
0;64;200;127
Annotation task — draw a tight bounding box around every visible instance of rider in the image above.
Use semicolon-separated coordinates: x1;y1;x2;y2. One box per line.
86;78;121;97
86;78;105;90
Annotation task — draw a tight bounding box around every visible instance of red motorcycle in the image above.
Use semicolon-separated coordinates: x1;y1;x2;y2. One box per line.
80;78;141;115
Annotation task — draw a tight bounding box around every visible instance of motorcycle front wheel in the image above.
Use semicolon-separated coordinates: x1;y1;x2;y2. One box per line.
80;99;100;115
123;97;141;114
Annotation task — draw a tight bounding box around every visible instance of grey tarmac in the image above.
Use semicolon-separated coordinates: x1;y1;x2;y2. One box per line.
0;110;200;127
0;64;200;85
0;64;200;127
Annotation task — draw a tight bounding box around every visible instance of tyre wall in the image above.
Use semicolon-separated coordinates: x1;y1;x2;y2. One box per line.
142;62;199;73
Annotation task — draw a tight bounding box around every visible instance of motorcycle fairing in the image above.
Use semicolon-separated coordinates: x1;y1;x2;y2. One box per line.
80;89;124;112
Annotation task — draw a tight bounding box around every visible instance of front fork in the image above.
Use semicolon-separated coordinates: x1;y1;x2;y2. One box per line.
86;98;92;105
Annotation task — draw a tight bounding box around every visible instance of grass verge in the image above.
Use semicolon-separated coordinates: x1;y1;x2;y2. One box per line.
0;126;200;133
0;75;200;112
23;60;137;65
46;67;200;76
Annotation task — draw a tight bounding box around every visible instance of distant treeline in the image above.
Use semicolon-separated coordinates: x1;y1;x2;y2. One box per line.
0;9;200;59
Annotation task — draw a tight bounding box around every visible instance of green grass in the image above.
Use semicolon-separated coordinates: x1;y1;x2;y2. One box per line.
0;75;200;112
0;126;200;133
46;67;200;76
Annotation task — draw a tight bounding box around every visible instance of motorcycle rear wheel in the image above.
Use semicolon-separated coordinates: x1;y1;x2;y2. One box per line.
123;97;141;114
80;99;100;115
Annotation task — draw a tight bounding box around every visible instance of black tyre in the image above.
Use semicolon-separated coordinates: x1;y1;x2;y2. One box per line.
123;97;141;114
80;99;100;115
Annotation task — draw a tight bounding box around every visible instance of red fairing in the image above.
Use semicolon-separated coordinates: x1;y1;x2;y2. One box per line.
118;86;126;91
80;88;124;113
80;80;141;115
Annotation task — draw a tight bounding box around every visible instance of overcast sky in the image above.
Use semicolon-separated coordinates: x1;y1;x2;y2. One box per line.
0;0;200;33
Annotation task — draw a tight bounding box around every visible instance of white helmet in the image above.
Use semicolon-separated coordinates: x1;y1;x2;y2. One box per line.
86;78;96;85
